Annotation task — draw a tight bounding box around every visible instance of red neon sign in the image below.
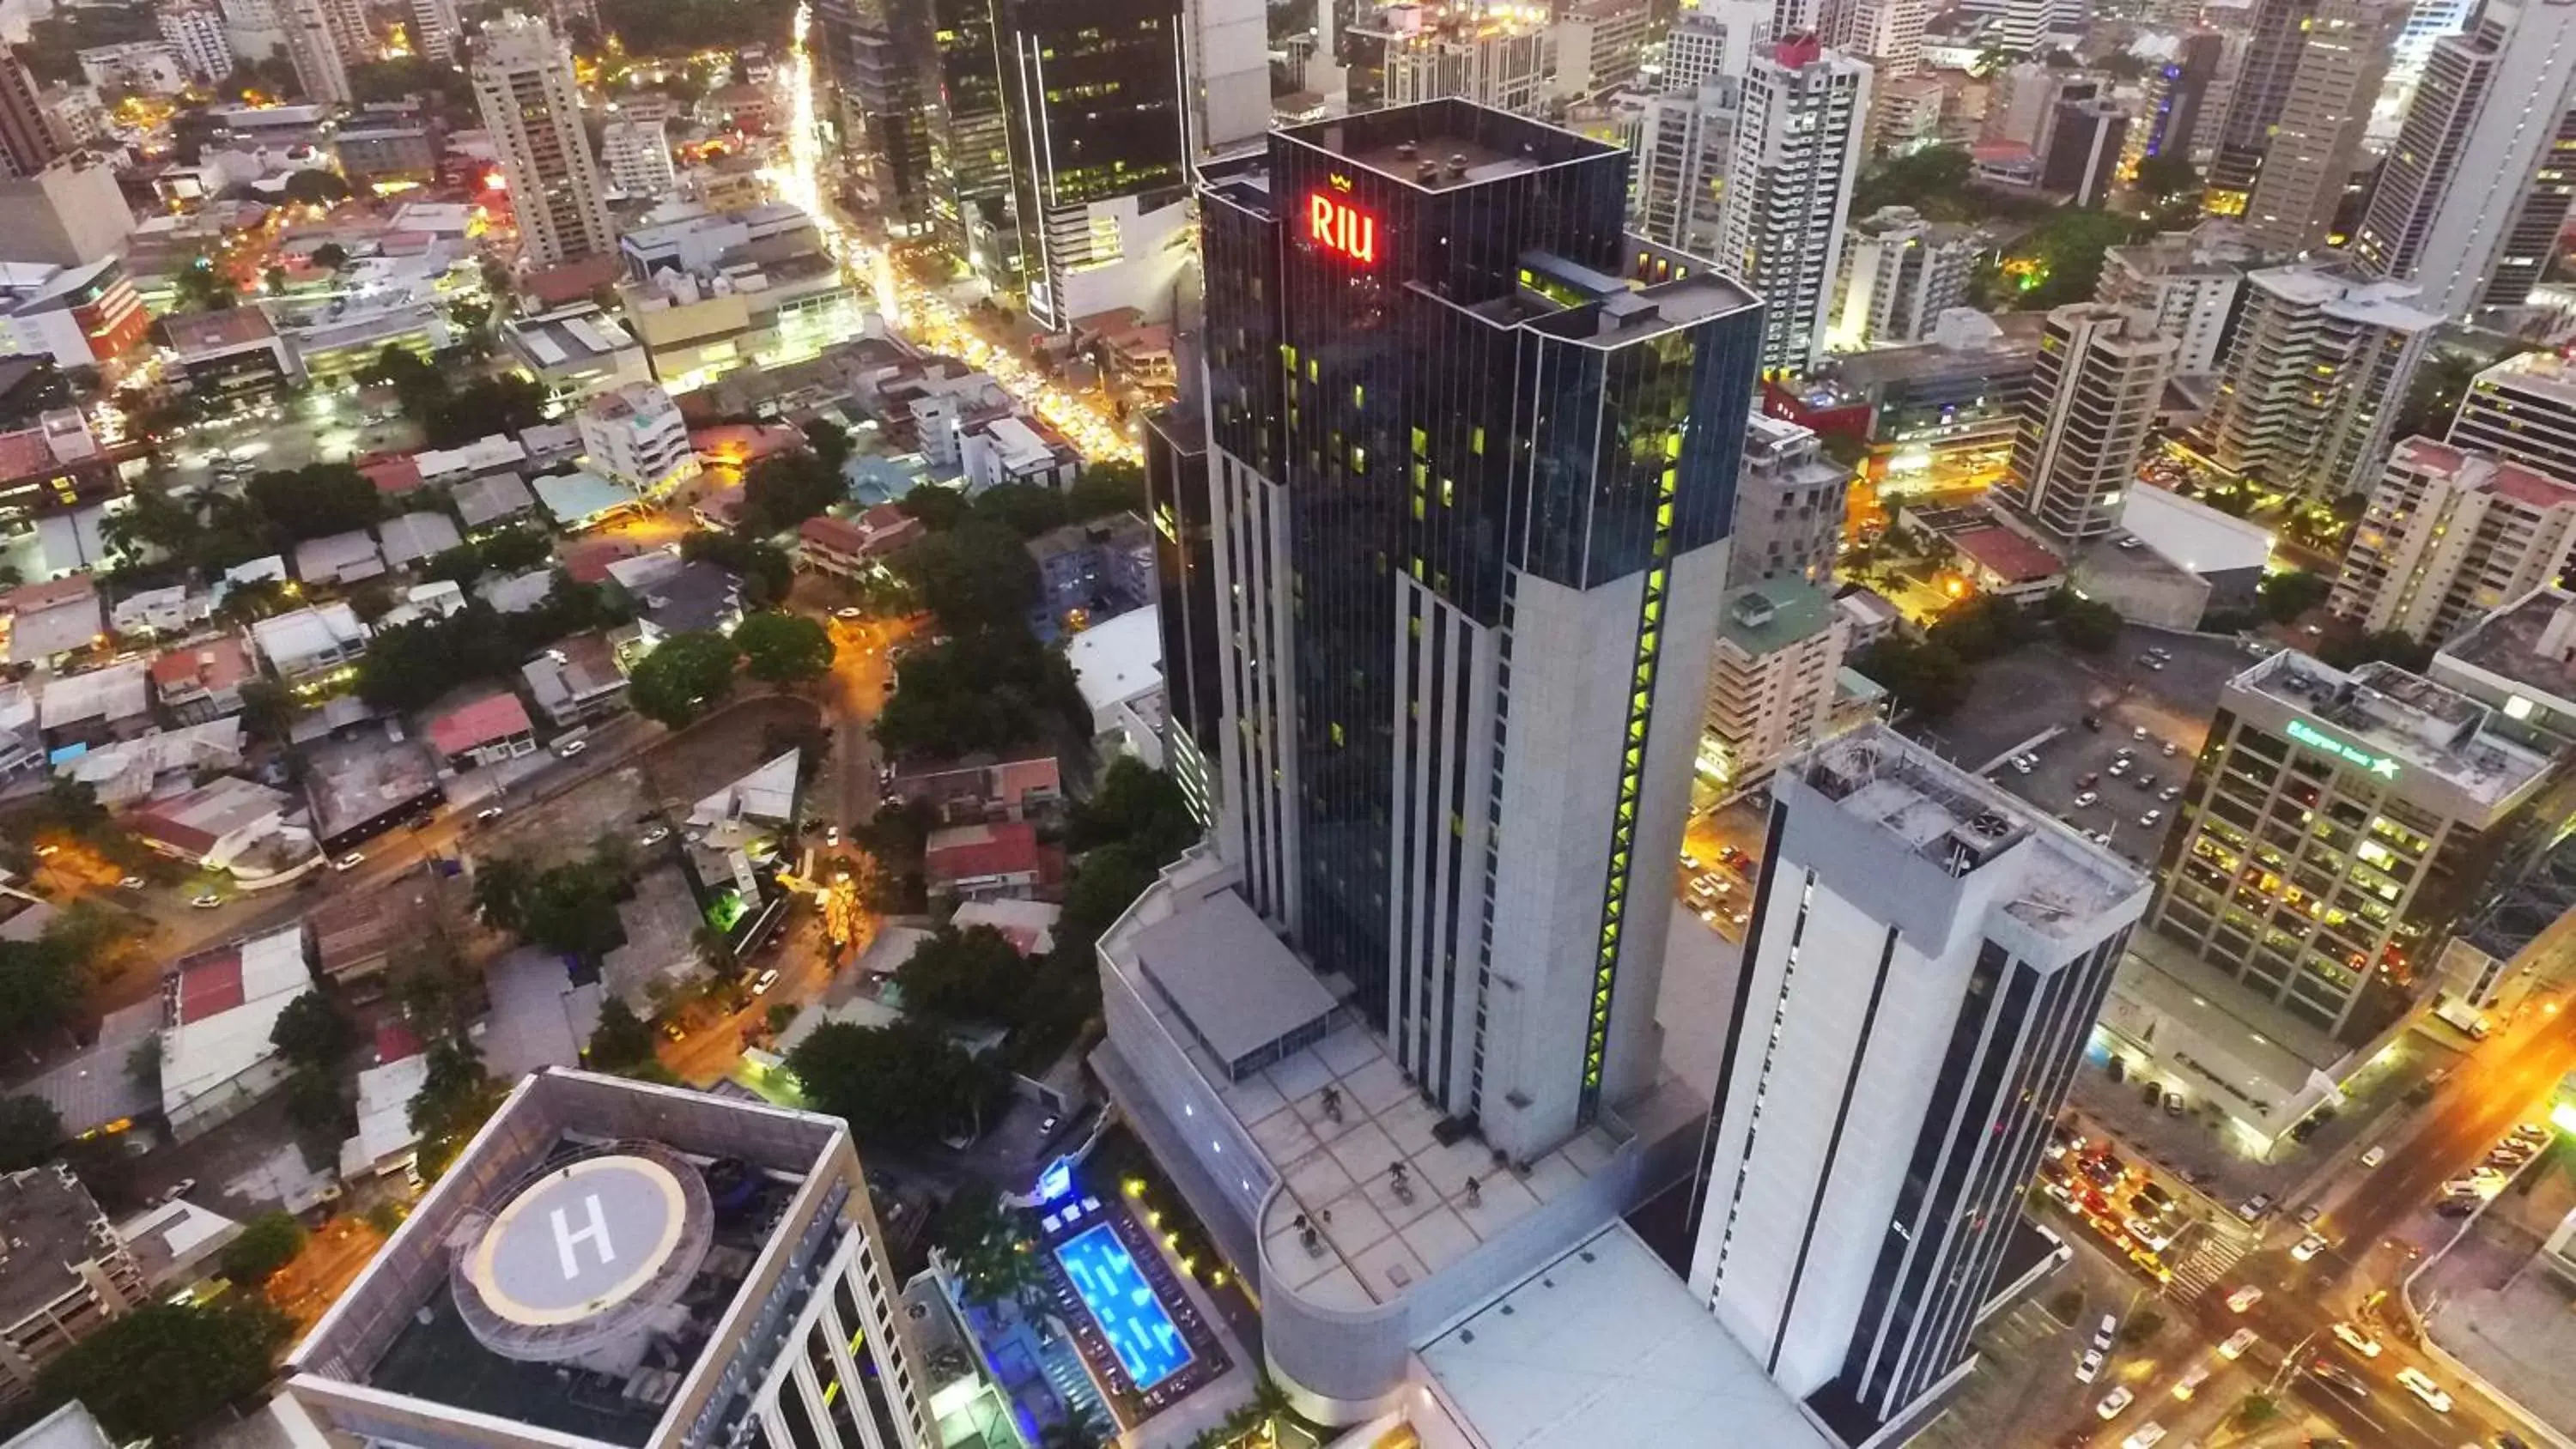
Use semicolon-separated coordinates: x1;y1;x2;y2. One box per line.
1309;192;1377;264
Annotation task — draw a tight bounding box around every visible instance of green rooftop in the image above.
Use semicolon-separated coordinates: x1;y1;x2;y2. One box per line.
1716;577;1835;655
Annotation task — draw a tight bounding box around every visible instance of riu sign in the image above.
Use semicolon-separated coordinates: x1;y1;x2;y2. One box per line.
1309;192;1378;264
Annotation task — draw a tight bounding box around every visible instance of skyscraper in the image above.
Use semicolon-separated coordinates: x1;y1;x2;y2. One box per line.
408;0;461;63
1144;403;1222;823
2206;0;2320;215
2237;0;2399;252
1633;82;1734;256
1686;725;2148;1440
2451;349;2576;478
1199;98;1762;1157
472;13;613;270
2329;436;2576;641
2138;31;2223;167
157;2;236;84
1997;303;2178;544
1720;36;1870;373
0;56;63;177
2351;0;2576;318
278;0;351;106
2207;260;2438;499
1664;5;1765;86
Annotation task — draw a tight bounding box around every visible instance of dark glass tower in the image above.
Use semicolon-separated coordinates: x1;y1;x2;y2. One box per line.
1145;403;1222;824
1197;100;1763;1158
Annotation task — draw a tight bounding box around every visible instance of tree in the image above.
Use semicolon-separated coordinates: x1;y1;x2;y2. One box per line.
270;991;359;1071
787;1022;1005;1148
2320;627;2434;673
0;1094;63;1170
895;925;1028;1024
1852;636;1972;718
471;855;536;932
517;861;629;961
2233;1392;2281;1428
33;1299;292;1443
973;482;1072;539
804;417;853;470
898;485;974;532
409;1038;503;1179
586;997;661;1075
1853;145;1976;220
172;256;238;312
2002;209;2138;308
2053;593;2122;653
938;1184;1045;1305
348;55;474;107
680;530;793;604
888;521;1039;634
427;374;549;448
2395;345;2507;441
872;629;1083;759
2117;1307;2165;1344
628;630;742;727
283;168;354;207
735;449;846;536
311;242;349;270
0;935;88;1050
2259;568;2332;624
734;611;835;684
1927;592;2038;662
238;680;295;743
1065;461;1145;523
246;462;383;543
2132;152;2199;203
220;1210;307;1282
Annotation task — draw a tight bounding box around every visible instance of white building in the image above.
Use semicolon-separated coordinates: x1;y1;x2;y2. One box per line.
1825;0;1926;81
1632;82;1733;256
156;2;234;82
2095;221;2267;376
75;41;189;94
471;13;612;269
574;380;700;496
1064;604;1165;765
2330;436;2576;643
2352;0;2576;318
1729;412;1852;589
1830;204;1978;349
161;924;314;1141
275;0;348;106
2451;349;2576;479
1720;37;1871;373
1662;6;1762;86
1702;578;1850;791
1998;303;2178;544
1686;726;2148;1434
2208;261;2439;500
249;602;368;688
600;118;675;200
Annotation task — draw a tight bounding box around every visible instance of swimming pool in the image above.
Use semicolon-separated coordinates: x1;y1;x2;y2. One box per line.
1054;1224;1193;1391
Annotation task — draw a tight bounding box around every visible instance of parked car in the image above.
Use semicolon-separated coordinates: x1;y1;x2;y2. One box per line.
2075;791;2100;808
557;738;589;757
191;893;222;909
161;1179;197;1203
2119;1425;2166;1449
2359;1143;2386;1168
117;876;145;890
2076;1348;2105;1383
834;607;863;619
2299;1203;2324;1228
2170;1363;2211;1401
2138;810;2163;828
750;968;781;996
2096;1386;2134;1420
2236;1192;2274;1221
476;805;505;822
333;852;365;871
641;826;671;846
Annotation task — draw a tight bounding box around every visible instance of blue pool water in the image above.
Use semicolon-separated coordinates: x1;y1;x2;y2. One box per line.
1054;1224;1193;1390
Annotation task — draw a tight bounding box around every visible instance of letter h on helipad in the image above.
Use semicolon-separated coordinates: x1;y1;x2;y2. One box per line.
552;1193;617;1278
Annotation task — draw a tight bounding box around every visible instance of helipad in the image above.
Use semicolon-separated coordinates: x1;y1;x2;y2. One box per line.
455;1149;712;1355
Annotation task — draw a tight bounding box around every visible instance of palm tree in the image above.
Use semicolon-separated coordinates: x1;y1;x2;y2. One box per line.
691;923;738;976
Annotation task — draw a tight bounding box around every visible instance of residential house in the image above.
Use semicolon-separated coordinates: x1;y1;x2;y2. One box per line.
521;631;628;725
374;510;462;572
889;749;1062;823
250;603;368;688
795;504;921;579
427;692;537;770
293;530;386;587
149;635;252;725
924;820;1056;900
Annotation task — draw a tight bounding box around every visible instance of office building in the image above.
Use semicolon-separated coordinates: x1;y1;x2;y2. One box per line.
576;381;701;496
473;14;613;270
2378;0;2476;140
1554;0;1656;100
1701;577;1853;791
409;0;461;62
1830;205;1977;349
277;0;350;106
1732;412;1853;587
1990;0;2054;57
2095;221;2266;375
1721;37;1871;373
2330;436;2576;643
2138;31;2224;168
1685;725;2148;1441
1198;97;1761;1162
2043;97;2127;207
2143;649;2554;1040
1145;404;1221;823
0;1165;147;1404
1002;0;1190;328
158;2;235;82
2238;0;2399;252
2353;0;2576;319
1664;6;1763;86
2206;0;2318;214
0;58;61;178
1633;82;1734;256
2451;349;2576;479
1347;7;1558;116
601;118;676;200
1998;303;2178;544
1760;309;2044;494
282;1070;930;1449
2207;261;2439;500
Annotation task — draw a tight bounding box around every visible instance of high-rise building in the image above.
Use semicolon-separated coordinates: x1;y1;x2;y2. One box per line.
2043;97;2128;207
2207;261;2438;500
1554;0;1656;100
1997;304;2178;544
2329;436;2576;642
2237;0;2399;252
319;0;369;62
157;2;235;82
601;118;677;200
0;58;61;177
1830;205;1978;349
472;14;613;270
1347;8;1558;115
1701;577;1855;791
2206;0;2320;215
2378;0;2476;138
2351;0;2576;319
1633;81;1735;256
2095;221;2268;375
1198;98;1761;1160
0;1165;148;1405
2451;349;2576;478
407;0;460;61
1991;0;2055;58
1145;403;1221;823
1685;725;2148;1440
2138;31;2224;167
1663;5;1765;86
281;1070;932;1449
1731;412;1854;587
1002;0;1192;328
1721;36;1870;373
2142;650;2554;1039
1823;0;1925;80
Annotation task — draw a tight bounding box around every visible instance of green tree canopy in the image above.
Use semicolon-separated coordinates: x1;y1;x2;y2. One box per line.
735;449;846;537
408;1038;503;1179
1066;756;1199;861
2132;152;2200;202
283;169;354;207
246;463;383;543
872;629;1082;759
1852;637;1972;718
221;1210;307;1282
586;996;660;1075
33;1299;291;1442
887;521;1039;634
786;1022;1005;1148
2051;592;2123;653
734;611;835;684
893;925;1028;1024
681;530;794;605
629;630;742;728
270;991;359;1071
2260;568;2332;624
0;1094;64;1171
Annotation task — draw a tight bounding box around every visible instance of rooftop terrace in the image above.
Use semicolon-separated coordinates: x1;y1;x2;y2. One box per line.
2233;652;2551;807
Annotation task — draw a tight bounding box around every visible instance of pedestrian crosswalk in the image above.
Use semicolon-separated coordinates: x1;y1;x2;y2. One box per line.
2166;1229;2251;1302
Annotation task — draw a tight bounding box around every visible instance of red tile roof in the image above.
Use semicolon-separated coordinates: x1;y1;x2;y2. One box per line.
0;428;55;481
3;573;96;615
799;513;867;554
559;536;646;584
519;254;621;309
925;820;1047;883
1951;526;2064;585
359;453;423;496
150;637;252;694
428;692;533;757
375;1021;424;1063
177;951;245;1022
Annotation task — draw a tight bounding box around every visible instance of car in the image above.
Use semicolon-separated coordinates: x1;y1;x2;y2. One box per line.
2120;1425;2166;1449
2144;657;2166;670
2133;772;2157;790
117;876;145;890
2396;1367;2452;1413
641;826;671;846
2308;1358;2372;1400
2299;1203;2324;1228
1728;909;1749;925
333;852;365;871
750;968;781;996
1681;852;1702;870
2096;1385;2135;1419
2163;1089;2185;1115
2093;1313;2119;1350
2442;1175;2491;1198
2292;1233;2329;1262
2109;758;2132;777
2075;791;2100;808
161;1179;197;1202
1691;877;1719;900
2076;1348;2106;1383
2139;810;2163;828
2077;772;2101;787
1698;906;1718;923
2134;725;2150;740
2237;1191;2275;1221
2160;741;2178;755
191;893;222;908
835;607;863;619
2512;1122;2551;1143
2159;785;2181;801
2219;1327;2258;1361
2360;1143;2387;1167
2171;1363;2211;1401
2226;1284;2263;1313
2436;1197;2478;1217
2330;1322;2381;1357
2084;714;2104;731
32;844;57;858
827;824;841;847
476;805;505;822
557;738;589;757
2011;757;2034;774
